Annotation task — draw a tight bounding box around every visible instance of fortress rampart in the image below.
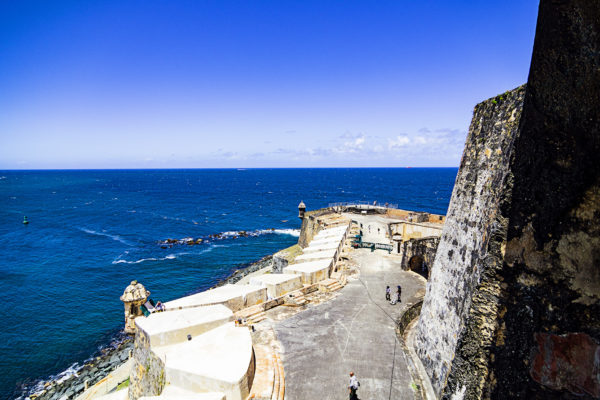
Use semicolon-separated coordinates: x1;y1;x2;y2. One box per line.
415;1;600;398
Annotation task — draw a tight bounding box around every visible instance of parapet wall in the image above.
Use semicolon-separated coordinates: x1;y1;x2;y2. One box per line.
129;328;165;399
297;209;336;248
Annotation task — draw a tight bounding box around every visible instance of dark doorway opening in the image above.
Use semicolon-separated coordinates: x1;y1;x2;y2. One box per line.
409;255;428;279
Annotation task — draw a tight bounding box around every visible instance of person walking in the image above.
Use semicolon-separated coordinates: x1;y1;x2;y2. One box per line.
348;371;359;400
397;285;402;303
385;286;391;301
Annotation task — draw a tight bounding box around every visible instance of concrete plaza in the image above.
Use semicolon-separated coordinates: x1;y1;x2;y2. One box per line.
274;248;426;400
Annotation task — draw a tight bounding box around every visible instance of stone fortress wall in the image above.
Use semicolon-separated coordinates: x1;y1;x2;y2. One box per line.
414;1;600;398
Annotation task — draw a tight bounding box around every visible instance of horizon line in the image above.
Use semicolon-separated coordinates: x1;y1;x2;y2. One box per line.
0;166;460;171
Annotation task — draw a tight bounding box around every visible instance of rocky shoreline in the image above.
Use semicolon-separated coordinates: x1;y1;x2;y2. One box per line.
18;254;276;400
22;338;133;400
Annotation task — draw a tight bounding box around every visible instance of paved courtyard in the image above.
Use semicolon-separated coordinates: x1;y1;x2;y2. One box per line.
273;248;426;400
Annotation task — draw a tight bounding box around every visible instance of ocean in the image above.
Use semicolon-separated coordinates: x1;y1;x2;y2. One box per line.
0;168;457;398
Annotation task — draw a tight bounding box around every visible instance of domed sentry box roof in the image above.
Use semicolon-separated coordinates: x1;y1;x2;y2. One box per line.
120;280;150;302
298;201;306;209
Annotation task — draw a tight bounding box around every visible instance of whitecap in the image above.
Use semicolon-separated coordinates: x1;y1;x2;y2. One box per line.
79;228;132;245
272;228;300;237
111;253;182;265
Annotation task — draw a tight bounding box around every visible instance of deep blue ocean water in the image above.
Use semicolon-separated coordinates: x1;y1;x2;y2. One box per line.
0;168;457;398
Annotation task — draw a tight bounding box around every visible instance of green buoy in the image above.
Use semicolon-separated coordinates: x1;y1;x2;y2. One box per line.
23;216;29;225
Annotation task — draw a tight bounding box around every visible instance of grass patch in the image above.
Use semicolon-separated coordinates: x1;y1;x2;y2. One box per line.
275;244;303;262
116;378;130;391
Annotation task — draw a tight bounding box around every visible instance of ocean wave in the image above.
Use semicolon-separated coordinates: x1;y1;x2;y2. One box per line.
19;362;81;399
112;254;175;265
79;228;132;246
266;228;300;237
111;247;215;265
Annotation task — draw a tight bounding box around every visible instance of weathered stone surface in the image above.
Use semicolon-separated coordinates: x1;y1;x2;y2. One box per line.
415;1;600;399
530;332;600;398
271;254;288;273
129;328;165;400
414;85;526;397
297;208;335;248
400;236;440;278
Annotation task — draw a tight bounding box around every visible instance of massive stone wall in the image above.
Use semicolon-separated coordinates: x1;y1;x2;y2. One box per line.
414;85;526;397
490;1;600;398
297;208;335;248
415;1;600;398
400;236;440;278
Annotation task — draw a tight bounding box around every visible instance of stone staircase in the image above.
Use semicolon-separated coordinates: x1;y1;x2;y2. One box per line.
284;292;307;307
234;304;267;326
318;278;344;293
246;310;267;325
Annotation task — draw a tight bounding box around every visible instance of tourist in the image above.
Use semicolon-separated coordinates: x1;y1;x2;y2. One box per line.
155;301;166;312
397;285;402;303
385;286;391;301
348;371;360;400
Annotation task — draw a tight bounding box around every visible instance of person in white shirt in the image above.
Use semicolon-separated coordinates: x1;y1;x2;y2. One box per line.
348;371;359;400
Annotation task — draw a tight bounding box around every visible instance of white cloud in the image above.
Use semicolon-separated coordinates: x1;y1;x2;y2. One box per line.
388;135;410;149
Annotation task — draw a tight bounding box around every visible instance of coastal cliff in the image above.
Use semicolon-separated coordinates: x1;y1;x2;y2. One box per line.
415;1;600;398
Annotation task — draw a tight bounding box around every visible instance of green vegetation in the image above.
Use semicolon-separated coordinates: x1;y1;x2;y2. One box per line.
276;244;303;262
116;378;130;391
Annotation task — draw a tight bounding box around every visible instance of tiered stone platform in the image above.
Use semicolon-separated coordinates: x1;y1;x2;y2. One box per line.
294;248;337;262
98;223;351;400
135;305;232;347
154;323;253;400
283;259;333;285
165;284;267;312
249;274;303;298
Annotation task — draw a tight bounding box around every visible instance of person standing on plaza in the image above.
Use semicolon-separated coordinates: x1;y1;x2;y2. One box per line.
385;286;391;301
348;371;359;400
397;285;402;303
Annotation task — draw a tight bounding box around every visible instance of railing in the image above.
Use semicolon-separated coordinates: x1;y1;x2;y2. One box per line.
329;201;399;209
351;240;393;253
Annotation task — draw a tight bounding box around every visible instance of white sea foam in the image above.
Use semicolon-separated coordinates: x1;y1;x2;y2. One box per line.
111;248;212;265
257;228;300;237
79;228;132;246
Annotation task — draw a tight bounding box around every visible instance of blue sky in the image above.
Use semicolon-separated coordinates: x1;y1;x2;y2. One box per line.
0;1;539;169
